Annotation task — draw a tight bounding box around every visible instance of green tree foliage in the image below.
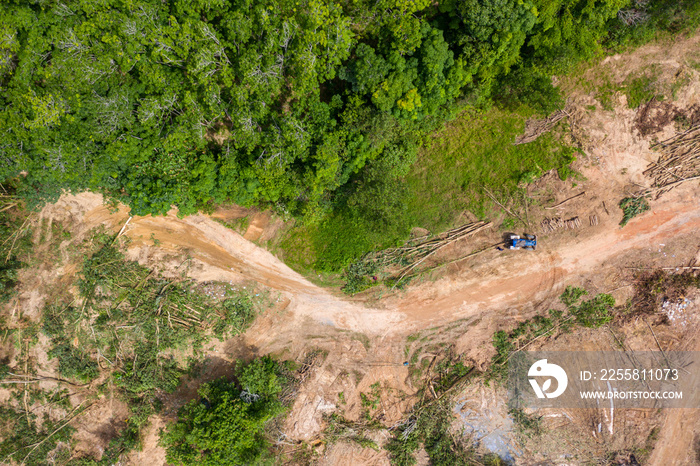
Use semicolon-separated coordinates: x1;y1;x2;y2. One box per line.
528;0;629;71
47;341;99;383
489;286;616;380
0;205;31;304
567;290;615;327
38;229;266;462
0;406;75;466
0;0;355;214
160;356;285;466
493;66;565;115
1;0;696;267
386;400;483;465
619;196;650;226
440;0;538;84
606;0;700;48
344;23;468;120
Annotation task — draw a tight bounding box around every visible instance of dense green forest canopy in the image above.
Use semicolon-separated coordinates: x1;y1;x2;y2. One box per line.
0;0;697;217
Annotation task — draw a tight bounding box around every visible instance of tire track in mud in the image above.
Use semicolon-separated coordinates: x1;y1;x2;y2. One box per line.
391;191;700;327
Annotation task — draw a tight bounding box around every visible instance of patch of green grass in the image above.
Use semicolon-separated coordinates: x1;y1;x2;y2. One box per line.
509;407;542;438
299;209;409;273
593;69;663;110
274;226;350;284
339;330;372;351
500;217;516;230
669;71;691;100
405;107;577;229
624;75;658;109
689;58;700;72
595;74;619;111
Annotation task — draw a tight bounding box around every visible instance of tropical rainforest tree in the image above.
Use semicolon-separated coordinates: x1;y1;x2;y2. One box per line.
0;0;690;218
160;356;285;465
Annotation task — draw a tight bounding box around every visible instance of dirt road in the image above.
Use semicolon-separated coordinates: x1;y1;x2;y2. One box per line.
391;189;700;327
45;180;699;465
47;181;699;340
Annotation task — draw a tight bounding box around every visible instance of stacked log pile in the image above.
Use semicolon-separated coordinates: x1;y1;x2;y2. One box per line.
644;125;700;198
541;216;581;233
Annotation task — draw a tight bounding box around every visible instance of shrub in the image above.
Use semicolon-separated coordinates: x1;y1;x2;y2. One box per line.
489;287;616;380
631;270;700;316
509;407;542;437
561;286;615;328
572;293;615;328
386;401;478;466
214;295;257;339
494;67;565;115
619;197;650;226
342;258;380;295
161;357;286;466
559;285;588;307
47;342;99;383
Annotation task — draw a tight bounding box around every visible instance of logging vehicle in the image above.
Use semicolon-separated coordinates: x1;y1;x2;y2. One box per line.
508;234;537;250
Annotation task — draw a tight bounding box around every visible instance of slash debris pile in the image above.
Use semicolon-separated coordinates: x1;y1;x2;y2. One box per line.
630;268;700;319
514;108;570;145
343;221;492;294
644;125;700;198
618;124;700;227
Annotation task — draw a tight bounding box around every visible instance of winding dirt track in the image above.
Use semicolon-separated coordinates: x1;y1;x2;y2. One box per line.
50;186;700;338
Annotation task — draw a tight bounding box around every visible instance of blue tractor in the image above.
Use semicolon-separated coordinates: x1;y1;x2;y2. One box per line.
508;234;537;250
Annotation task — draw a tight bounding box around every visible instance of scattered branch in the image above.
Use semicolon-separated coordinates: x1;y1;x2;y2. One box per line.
545;191;585;209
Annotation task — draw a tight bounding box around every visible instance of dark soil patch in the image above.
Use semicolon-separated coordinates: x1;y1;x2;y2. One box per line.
635;99;678;136
629;270;700;317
